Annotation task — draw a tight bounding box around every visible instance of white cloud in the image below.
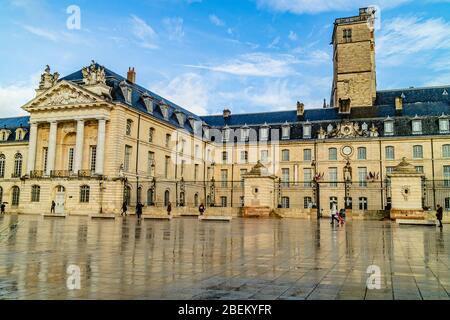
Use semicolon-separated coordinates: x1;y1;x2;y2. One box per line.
152;73;209;115
130;15;158;49
163;17;185;41
288;30;298;41
209;14;225;27
268;36;280;49
377;16;450;64
23;25;58;41
185;53;299;77
0;74;39;118
255;0;411;14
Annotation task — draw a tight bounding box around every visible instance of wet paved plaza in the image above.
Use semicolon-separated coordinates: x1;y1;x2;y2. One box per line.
0;214;449;300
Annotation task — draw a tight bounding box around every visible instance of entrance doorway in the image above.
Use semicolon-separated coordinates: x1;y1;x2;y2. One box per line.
55;185;65;214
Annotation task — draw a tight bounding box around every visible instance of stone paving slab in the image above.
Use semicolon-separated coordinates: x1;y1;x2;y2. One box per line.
0;215;449;300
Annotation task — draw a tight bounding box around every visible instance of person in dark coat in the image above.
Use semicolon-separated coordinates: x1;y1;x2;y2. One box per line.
0;203;5;214
136;202;144;220
436;205;444;228
51;201;56;214
199;203;205;216
167;202;172;216
121;201;128;216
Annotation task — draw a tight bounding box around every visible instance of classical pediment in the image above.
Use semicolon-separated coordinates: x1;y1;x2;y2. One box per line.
22;81;108;111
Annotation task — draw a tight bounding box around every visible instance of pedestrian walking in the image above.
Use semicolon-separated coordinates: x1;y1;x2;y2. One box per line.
167;202;172;216
50;201;56;214
338;208;346;225
121;201;128;216
330;202;339;224
0;203;5;214
136;202;144;220
436;204;444;228
199;203;205;216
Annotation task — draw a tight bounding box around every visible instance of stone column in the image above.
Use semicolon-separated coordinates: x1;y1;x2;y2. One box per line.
95;118;106;175
26;122;38;174
46;121;58;176
73;119;85;174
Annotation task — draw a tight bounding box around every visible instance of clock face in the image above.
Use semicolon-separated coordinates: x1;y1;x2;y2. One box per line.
342;146;353;156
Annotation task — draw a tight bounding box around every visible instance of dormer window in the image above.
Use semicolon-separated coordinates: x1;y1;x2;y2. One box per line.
384;117;394;136
260;124;269;141
119;81;132;104
241;125;249;142
142;93;154;114
412;115;422;135
203;123;210;140
159;102;169;120
281;122;290;140
0;129;11;142
439;114;449;134
303;121;312;139
174;110;185;127
15;128;27;141
222;126;230;142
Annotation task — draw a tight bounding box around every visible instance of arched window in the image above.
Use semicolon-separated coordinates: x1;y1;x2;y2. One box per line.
124;185;131;205
0;154;5;178
126;119;133;136
206;195;210;207
11;186;20;206
14;153;23;177
80;185;90;203
164;190;170;207
194;193;199;207
31;185;40;202
147;188;154;206
179;192;185;207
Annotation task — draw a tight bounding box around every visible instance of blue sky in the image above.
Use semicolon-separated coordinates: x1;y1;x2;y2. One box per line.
1;0;450;117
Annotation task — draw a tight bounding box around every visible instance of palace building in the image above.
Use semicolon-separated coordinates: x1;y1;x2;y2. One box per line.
1;8;449;217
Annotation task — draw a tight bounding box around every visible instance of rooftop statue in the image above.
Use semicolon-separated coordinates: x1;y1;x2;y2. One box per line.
82;60;106;86
38;65;59;90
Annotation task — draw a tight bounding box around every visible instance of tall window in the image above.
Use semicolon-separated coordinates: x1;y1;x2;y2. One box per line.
194;193;199;207
444;166;450;187
221;170;228;187
443;145;450;158
329;148;337;161
357;147;367;160
42;147;48;173
68;147;74;172
260;150;268;163
12;186;20;206
260;127;269;141
194;164;199;182
124;145;132;172
0;155;5;178
358;167;368;187
149;127;155;143
281;168;290;187
240;151;248;163
220;196;227;207
195;145;200;159
281;197;290;208
413;145;423;159
343;28;352;42
31;185;40;202
281;125;290;140
303;168;312;187
303;149;312;161
359;197;368;210
384;120;394;136
304;197;313;209
14;153;22;177
90;146;97;172
329;167;338;187
180;160;186;178
80;185;90;203
241;127;250;142
282;150;290;162
165;156;170;178
126;119;133;136
240;169;247;187
385;146;395;160
124;186;131;204
148;152;155;176
439;119;449;134
165;134;171;148
412;119;422;134
147;189;154;206
445;198;450;211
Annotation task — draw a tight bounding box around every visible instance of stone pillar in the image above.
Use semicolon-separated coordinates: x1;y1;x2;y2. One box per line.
46;121;58;176
95;118;106;175
73;119;85;174
388;158;425;220
26;122;38;174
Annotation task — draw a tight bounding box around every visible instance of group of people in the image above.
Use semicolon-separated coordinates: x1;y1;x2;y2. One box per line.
120;201;206;220
330;202;346;226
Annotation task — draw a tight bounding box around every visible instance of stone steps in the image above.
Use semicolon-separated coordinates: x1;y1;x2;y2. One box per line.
199;216;232;222
397;219;436;226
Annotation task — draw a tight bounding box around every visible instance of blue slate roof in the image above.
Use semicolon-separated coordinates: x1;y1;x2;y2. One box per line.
61;65;203;133
0;116;30;143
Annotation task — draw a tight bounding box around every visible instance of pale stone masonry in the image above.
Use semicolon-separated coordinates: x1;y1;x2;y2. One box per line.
0;8;449;217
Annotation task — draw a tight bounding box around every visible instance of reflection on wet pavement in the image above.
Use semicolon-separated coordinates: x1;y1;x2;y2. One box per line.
0;214;449;300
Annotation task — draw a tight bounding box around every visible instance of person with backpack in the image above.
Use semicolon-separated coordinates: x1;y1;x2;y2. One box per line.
436;204;444;228
198;203;205;216
338;208;346;226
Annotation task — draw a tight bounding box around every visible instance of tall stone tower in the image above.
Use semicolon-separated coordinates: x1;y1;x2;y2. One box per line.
331;7;377;113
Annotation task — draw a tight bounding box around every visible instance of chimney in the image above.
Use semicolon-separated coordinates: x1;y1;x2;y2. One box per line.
395;96;403;111
296;101;305;117
223;109;231;119
323;99;327;109
127;67;136;84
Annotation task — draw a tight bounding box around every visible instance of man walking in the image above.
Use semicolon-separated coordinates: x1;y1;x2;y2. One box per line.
167;202;172;216
136;202;144;220
121;201;128;216
50;201;56;214
330;201;339;225
0;203;5;214
199;203;205;216
436;204;444;228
